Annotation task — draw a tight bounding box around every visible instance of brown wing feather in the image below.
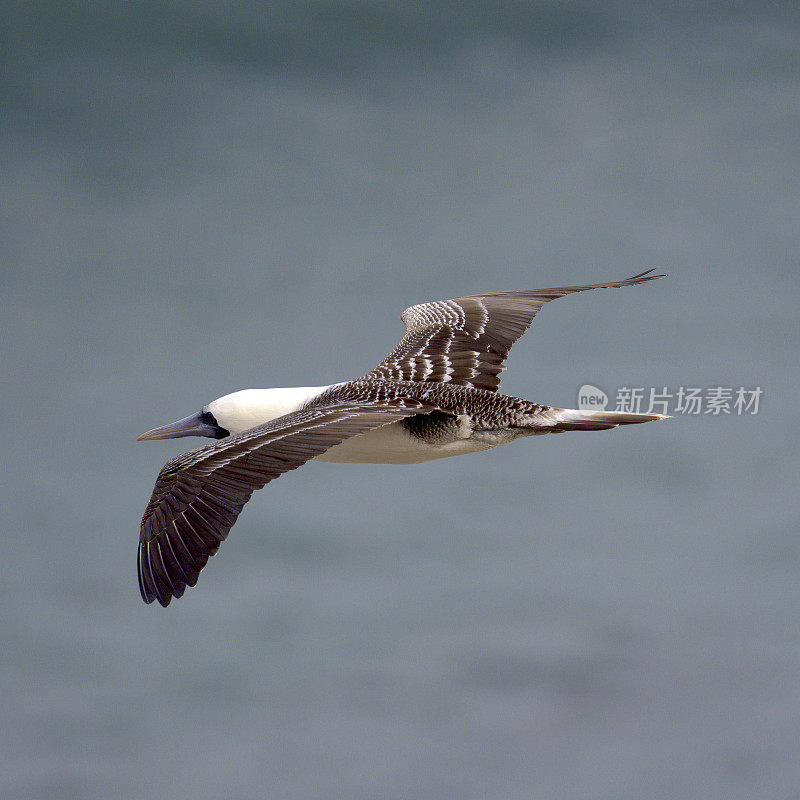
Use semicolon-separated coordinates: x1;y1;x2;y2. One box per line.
364;270;664;392
138;402;428;606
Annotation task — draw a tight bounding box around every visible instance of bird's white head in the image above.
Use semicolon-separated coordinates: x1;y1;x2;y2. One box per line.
137;386;330;441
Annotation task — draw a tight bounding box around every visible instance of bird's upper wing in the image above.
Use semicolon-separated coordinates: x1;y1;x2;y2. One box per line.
138;399;430;606
363;270;664;392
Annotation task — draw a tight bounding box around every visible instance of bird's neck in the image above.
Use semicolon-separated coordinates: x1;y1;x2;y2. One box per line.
208;386;331;435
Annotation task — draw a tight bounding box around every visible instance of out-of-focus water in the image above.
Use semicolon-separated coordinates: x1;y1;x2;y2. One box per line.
2;3;799;798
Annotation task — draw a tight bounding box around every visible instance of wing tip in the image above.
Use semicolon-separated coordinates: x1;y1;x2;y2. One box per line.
137;544;156;604
138;539;180;607
621;268;666;284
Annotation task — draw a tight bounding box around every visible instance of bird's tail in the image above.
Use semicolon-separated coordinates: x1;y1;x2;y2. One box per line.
535;407;669;432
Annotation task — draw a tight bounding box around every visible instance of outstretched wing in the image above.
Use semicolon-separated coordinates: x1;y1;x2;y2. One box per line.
364;270;664;392
138;400;429;607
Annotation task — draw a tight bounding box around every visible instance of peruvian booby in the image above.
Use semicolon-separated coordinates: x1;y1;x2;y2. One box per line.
137;270;667;606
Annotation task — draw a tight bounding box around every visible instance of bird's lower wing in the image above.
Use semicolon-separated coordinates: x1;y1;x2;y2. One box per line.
364;270;664;392
138;400;431;606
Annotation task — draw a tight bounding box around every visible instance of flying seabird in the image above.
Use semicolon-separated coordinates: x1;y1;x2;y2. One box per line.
137;270;667;606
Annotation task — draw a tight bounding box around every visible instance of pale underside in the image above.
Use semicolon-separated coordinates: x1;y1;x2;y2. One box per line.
313;416;527;464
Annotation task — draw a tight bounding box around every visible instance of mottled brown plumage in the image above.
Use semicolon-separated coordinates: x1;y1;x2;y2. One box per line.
138;401;431;605
363;271;662;391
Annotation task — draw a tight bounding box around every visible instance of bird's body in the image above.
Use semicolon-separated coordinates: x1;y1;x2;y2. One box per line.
137;271;668;606
204;381;548;464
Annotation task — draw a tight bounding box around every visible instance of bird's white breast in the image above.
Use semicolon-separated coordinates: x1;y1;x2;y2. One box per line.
314;419;498;464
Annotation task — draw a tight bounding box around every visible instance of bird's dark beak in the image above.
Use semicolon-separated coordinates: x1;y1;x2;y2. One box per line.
137;411;222;441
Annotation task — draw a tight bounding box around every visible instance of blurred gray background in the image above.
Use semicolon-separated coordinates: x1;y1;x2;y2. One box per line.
2;2;799;799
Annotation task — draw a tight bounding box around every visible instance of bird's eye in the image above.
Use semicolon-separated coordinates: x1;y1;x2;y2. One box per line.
201;410;216;425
